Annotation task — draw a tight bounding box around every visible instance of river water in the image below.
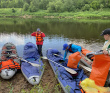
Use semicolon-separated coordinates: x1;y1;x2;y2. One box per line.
0;18;110;57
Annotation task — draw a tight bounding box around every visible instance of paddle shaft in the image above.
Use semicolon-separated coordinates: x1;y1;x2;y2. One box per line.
9;55;40;67
46;58;65;68
43;56;77;74
20;58;32;64
20;58;40;67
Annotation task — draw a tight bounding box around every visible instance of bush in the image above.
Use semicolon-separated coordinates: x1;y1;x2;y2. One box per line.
82;4;90;11
23;3;29;11
89;8;94;11
47;2;56;13
29;5;38;12
12;8;16;13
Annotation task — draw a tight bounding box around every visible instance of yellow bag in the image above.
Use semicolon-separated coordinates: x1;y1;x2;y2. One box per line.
80;78;110;93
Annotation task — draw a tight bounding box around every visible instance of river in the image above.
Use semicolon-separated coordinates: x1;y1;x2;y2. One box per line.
0;18;110;57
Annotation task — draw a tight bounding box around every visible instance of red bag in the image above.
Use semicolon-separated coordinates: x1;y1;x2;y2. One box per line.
90;54;110;86
67;52;81;69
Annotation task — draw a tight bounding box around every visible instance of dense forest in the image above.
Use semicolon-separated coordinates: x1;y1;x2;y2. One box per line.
0;0;110;12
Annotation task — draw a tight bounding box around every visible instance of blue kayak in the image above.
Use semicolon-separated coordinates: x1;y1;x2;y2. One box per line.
46;49;88;93
21;42;44;85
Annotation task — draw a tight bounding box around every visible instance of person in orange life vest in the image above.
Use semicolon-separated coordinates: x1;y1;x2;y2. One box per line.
31;28;45;56
63;43;82;61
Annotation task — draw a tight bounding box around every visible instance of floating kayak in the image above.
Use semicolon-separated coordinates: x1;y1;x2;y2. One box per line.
21;42;44;85
46;48;88;93
0;42;20;79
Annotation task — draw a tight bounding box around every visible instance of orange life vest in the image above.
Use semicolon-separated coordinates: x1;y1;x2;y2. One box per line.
0;59;20;72
36;33;43;42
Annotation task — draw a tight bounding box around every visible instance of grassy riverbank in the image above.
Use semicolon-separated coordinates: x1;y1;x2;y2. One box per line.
0;8;110;19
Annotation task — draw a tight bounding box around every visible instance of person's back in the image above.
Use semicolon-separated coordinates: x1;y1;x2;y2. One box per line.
63;43;82;61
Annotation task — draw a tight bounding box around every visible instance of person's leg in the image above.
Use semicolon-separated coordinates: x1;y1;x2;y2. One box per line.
37;45;43;56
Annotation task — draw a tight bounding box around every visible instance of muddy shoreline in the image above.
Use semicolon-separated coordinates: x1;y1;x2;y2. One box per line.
0;59;64;93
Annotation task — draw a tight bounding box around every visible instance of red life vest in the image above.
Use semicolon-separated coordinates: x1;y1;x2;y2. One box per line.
68;48;72;52
0;59;20;72
36;33;43;42
68;44;73;52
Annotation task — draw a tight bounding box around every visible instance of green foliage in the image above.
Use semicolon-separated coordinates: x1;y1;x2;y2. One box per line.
0;8;110;19
100;4;104;9
12;8;16;13
90;1;100;10
6;82;14;93
29;0;39;12
0;0;109;13
65;85;71;93
39;0;50;10
9;87;14;93
54;0;63;12
29;6;38;12
54;84;62;93
63;0;75;12
23;3;29;11
89;8;94;11
82;4;90;11
47;2;56;12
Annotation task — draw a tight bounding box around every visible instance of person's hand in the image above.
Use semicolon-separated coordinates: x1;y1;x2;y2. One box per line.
103;50;108;55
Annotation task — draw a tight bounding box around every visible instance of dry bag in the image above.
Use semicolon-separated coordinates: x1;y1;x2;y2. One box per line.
67;52;81;69
90;54;110;86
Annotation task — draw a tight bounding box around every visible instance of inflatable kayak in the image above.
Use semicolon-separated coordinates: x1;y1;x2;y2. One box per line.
0;42;20;79
46;48;88;93
21;42;44;85
80;48;110;87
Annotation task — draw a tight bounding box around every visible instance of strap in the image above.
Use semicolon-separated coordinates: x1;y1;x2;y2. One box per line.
69;44;72;49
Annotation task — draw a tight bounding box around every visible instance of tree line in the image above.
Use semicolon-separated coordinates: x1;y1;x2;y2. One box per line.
0;0;110;12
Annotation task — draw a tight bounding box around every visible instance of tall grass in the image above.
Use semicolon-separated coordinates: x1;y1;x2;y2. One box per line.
0;8;110;19
20;80;62;93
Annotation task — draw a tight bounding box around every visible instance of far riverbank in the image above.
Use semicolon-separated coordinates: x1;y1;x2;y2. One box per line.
0;8;110;19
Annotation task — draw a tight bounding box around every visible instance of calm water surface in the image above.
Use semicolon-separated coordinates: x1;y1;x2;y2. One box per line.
0;18;110;57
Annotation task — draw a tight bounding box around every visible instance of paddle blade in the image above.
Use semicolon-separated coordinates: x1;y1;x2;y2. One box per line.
65;67;77;74
80;64;91;72
31;63;41;67
42;57;48;59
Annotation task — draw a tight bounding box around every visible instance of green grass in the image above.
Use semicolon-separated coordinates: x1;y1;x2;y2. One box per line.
0;8;110;19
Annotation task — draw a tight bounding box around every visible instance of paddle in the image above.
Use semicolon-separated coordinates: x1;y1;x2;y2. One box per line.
20;58;41;67
79;64;91;72
54;54;92;72
42;56;77;74
10;55;41;67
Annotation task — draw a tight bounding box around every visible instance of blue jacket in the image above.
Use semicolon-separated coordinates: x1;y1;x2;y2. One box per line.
63;44;82;61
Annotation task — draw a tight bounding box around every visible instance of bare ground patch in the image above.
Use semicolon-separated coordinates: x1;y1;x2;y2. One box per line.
0;59;64;93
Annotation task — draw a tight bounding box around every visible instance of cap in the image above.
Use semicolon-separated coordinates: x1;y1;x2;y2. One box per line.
63;43;69;50
101;28;110;36
37;28;40;31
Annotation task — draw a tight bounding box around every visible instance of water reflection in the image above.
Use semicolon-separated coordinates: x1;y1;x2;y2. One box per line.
0;33;104;58
0;18;109;57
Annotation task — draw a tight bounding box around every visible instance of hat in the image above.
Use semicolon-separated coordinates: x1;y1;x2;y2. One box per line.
101;28;110;36
63;43;69;50
37;28;40;31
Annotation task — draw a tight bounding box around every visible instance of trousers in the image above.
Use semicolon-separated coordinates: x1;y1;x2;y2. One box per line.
37;45;43;56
